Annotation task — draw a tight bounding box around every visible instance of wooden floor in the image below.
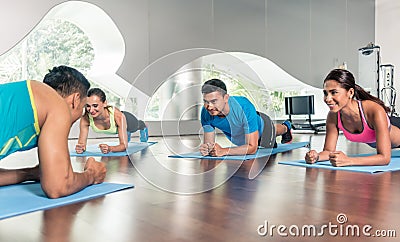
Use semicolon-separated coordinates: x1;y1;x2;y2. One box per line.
1;133;399;242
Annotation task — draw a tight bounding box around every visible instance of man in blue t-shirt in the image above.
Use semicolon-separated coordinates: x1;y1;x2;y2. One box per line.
200;79;292;156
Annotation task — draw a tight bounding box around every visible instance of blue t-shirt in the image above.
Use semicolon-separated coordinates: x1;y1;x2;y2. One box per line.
201;96;263;146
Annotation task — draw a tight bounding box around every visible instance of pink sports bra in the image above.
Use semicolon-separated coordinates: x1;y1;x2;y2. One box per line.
337;100;389;144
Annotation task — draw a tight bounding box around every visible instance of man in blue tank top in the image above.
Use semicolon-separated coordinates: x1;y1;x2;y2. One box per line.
0;66;106;198
200;79;292;156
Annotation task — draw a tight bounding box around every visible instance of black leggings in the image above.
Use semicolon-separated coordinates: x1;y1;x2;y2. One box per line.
122;111;146;132
256;111;276;148
368;116;400;148
390;116;400;129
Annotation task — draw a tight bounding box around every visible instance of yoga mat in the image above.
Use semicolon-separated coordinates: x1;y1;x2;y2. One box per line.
355;149;400;157
0;182;133;220
168;141;309;160
70;141;157;157
278;157;400;174
386;149;400;157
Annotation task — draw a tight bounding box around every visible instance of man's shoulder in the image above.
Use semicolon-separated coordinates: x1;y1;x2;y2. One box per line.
229;95;248;100
229;96;254;108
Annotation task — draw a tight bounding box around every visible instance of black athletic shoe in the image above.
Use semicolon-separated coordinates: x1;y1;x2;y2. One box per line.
281;120;293;144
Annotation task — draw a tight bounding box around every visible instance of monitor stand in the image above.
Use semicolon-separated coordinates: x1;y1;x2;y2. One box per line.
288;114;326;134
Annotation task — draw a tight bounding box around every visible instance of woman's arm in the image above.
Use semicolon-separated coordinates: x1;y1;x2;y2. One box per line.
75;115;89;153
101;108;128;153
305;111;339;163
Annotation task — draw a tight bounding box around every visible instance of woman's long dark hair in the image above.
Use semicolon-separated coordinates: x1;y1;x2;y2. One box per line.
88;88;107;102
324;69;390;113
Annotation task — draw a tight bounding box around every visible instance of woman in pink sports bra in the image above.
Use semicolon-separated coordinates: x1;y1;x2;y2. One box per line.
305;69;400;167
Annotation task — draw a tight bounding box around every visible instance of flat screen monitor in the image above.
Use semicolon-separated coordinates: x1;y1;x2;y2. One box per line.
285;95;315;115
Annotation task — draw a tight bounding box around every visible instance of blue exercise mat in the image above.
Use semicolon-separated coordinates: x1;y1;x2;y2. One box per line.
278;157;400;174
0;182;134;220
70;141;156;157
385;149;400;157
356;149;400;157
168;142;309;160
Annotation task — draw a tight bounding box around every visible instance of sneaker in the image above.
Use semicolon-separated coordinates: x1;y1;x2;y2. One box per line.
281;120;293;144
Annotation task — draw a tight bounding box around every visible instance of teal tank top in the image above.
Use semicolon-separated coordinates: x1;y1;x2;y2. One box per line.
0;80;40;159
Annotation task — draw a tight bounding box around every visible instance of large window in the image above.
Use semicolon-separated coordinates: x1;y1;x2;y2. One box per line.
0;19;94;83
0;2;126;108
145;62;299;121
201;64;299;116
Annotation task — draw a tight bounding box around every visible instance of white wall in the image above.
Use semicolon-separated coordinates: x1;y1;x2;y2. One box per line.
0;0;375;90
0;0;378;136
375;0;400;113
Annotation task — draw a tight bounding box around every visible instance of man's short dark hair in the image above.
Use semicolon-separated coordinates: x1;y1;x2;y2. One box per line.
43;65;90;98
201;79;227;96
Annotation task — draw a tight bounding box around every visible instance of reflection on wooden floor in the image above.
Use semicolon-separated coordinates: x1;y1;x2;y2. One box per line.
0;134;399;241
